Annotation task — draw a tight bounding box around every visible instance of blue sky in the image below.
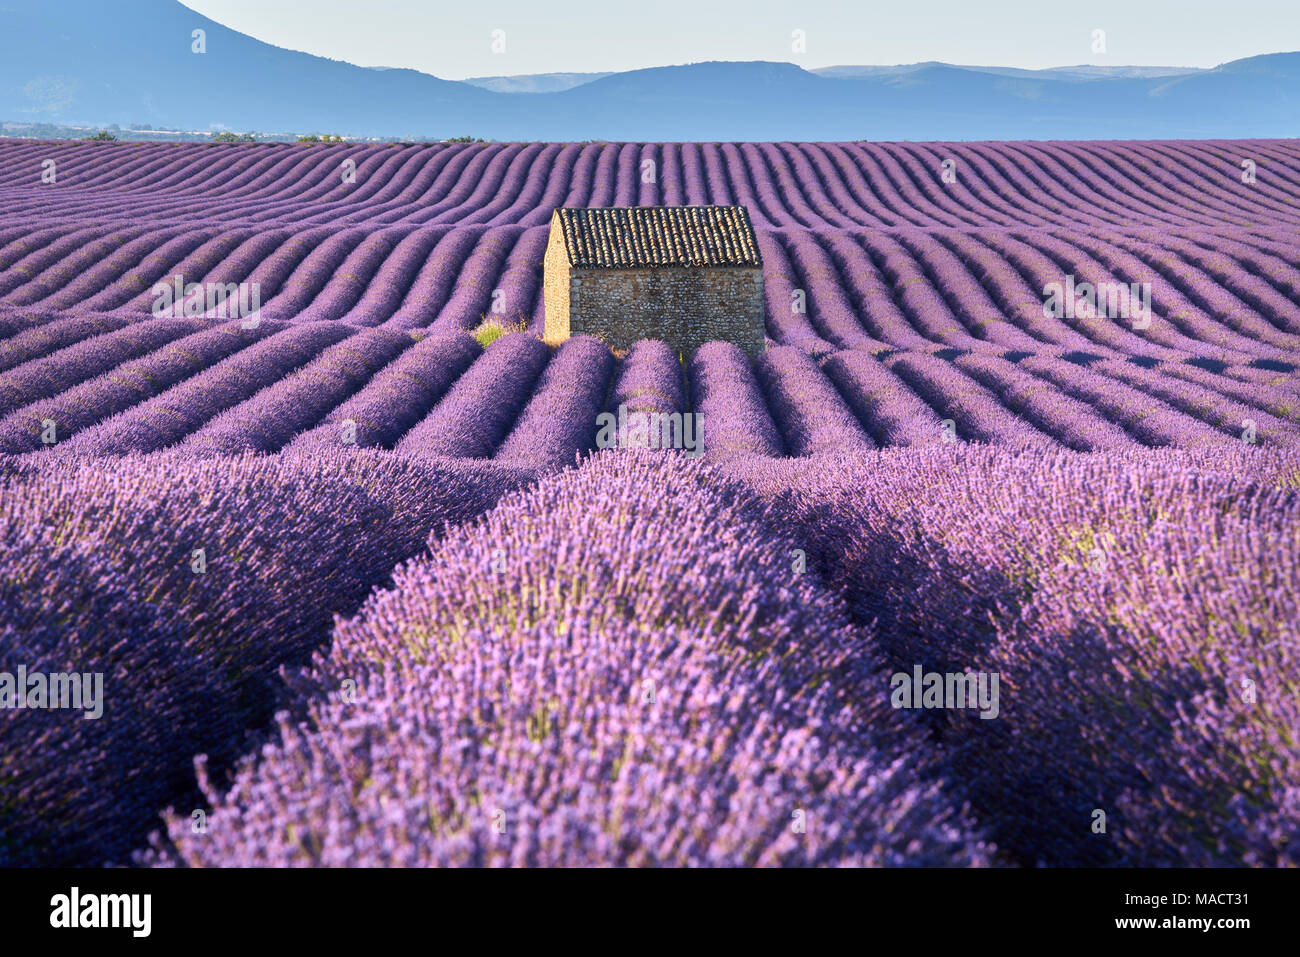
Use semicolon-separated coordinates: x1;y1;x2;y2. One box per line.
180;0;1299;80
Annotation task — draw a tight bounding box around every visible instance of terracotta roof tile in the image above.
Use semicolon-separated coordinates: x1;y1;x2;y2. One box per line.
553;205;762;269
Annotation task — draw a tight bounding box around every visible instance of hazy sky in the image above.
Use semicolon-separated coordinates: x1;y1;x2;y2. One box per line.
179;0;1299;80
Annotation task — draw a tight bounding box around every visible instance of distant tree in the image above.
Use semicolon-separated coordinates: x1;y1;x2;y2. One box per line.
211;131;257;143
85;130;118;141
296;134;345;143
444;135;486;143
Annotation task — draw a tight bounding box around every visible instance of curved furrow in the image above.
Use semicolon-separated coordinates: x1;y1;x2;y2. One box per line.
1181;231;1300;326
951;352;1137;450
1141;142;1300;228
481;143;566;226
291;232;404;324
494;335;616;468
53;322;351;455
0;225;141;299
698;144;739;212
482;226;547;328
687;341;785;461
24;228;196;310
1153;361;1300;427
777;231;897;350
816;232;937;349
428;226;525;333
557;143;601;210
870;143;987;228
332;227;447;327
1075;231;1300;358
390;144;511;226
345;146;465;224
284;331;481;452
746;143;819;228
1087;142;1300;229
0;318;203;417
381;228;485;329
912;143;1052;227
821;349;948;447
396;331;551;459
278;147;431;226
839;144;953;227
974;230;1255;362
933;230;1104;354
990;143;1179;231
180;327;416;454
1133;230;1300;339
257;229;369;322
882;350;1061;448
856;232;987;349
427;143;546;226
83;229;256;313
0;320;283;453
755;345;876;457
720;143;782;229
756;232;837;354
1084;356;1300;448
891;230;1059;352
1015;354;1231;448
118;229;291;313
790;144;879;226
518;143;584;227
586;143;619;208
0;314;130;375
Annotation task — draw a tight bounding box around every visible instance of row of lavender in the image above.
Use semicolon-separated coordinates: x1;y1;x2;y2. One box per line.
137;446;1299;867
0;450;535;866
0;323;1297;458
730;446;1300;866
2;223;1299;366
145;453;997;867
4;140;1300;231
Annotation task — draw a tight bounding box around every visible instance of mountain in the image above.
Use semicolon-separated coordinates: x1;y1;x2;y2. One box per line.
813;63;1206;81
0;0;508;137
462;72;615;94
1;0;1297;140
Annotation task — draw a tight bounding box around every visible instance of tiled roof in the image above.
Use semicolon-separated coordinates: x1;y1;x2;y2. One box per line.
552;205;762;269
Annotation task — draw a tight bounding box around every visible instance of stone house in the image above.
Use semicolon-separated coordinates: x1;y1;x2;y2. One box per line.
543;205;766;357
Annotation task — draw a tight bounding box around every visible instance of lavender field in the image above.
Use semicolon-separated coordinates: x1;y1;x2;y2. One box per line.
1;139;1297;868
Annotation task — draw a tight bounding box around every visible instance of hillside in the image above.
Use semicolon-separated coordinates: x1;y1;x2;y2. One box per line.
1;0;1297;139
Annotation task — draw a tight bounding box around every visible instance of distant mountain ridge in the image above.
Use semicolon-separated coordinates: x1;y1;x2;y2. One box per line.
1;0;1296;140
811;63;1207;80
462;72;616;94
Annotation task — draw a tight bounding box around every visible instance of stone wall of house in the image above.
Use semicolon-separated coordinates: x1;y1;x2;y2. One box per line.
562;266;766;357
542;233;571;344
